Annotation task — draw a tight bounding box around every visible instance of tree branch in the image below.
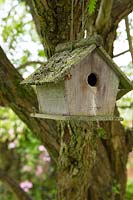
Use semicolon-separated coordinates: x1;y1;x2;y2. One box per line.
18;61;45;70
0;46;59;160
40;0;49;10
125;16;133;64
112;0;133;26
95;0;114;33
0;169;32;200
113;49;129;58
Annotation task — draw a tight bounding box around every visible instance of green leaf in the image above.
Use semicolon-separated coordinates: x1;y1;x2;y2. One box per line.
88;0;98;15
38;49;45;57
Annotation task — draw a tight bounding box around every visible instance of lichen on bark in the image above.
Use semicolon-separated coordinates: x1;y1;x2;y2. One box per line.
57;121;98;199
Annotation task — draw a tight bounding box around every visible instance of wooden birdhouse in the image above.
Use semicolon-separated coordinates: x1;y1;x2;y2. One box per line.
21;36;133;121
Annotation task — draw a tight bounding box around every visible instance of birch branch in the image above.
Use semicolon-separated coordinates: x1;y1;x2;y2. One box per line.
95;0;114;33
125;16;133;64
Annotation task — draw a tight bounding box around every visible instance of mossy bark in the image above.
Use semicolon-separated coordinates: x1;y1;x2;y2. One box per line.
57;121;98;199
57;120;131;200
0;0;133;199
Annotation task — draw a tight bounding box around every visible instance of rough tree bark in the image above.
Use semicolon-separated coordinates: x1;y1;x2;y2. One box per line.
0;0;133;199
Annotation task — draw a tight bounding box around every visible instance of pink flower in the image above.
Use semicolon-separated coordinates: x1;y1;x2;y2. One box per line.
20;180;33;192
35;165;43;176
40;153;51;162
8;142;16;149
9;128;14;135
38;145;46;152
43;155;51;162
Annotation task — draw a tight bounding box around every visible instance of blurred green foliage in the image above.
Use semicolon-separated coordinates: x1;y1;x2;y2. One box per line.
0;0;4;4
126;180;133;200
0;107;57;199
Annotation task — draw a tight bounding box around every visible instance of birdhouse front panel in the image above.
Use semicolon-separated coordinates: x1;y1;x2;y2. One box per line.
65;50;119;116
36;82;69;115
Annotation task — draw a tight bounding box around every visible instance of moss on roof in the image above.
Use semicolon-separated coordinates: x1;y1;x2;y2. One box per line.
21;44;96;85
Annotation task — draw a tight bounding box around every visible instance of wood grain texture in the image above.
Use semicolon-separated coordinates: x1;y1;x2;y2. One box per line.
65;51;119;116
30;113;123;121
36;82;69;115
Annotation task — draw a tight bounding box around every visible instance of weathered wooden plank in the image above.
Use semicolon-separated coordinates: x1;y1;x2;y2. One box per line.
97;47;133;92
91;50;119;115
36;82;69;115
65;54;92;115
30;113;123;121
65;51;119;116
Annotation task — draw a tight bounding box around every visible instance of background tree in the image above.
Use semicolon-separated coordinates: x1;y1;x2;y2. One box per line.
0;0;133;200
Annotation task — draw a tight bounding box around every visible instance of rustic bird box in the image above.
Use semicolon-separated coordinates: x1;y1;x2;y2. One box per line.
21;36;133;121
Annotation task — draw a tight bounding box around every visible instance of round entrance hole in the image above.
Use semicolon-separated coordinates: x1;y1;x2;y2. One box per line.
87;73;97;87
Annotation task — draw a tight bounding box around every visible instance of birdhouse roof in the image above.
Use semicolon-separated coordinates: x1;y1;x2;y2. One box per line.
21;36;133;99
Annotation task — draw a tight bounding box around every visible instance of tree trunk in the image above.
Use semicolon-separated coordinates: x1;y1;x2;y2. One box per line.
57;122;98;200
56;120;131;200
0;0;133;199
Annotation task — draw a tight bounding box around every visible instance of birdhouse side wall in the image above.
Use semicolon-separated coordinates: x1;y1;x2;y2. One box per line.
65;51;119;116
36;82;69;115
